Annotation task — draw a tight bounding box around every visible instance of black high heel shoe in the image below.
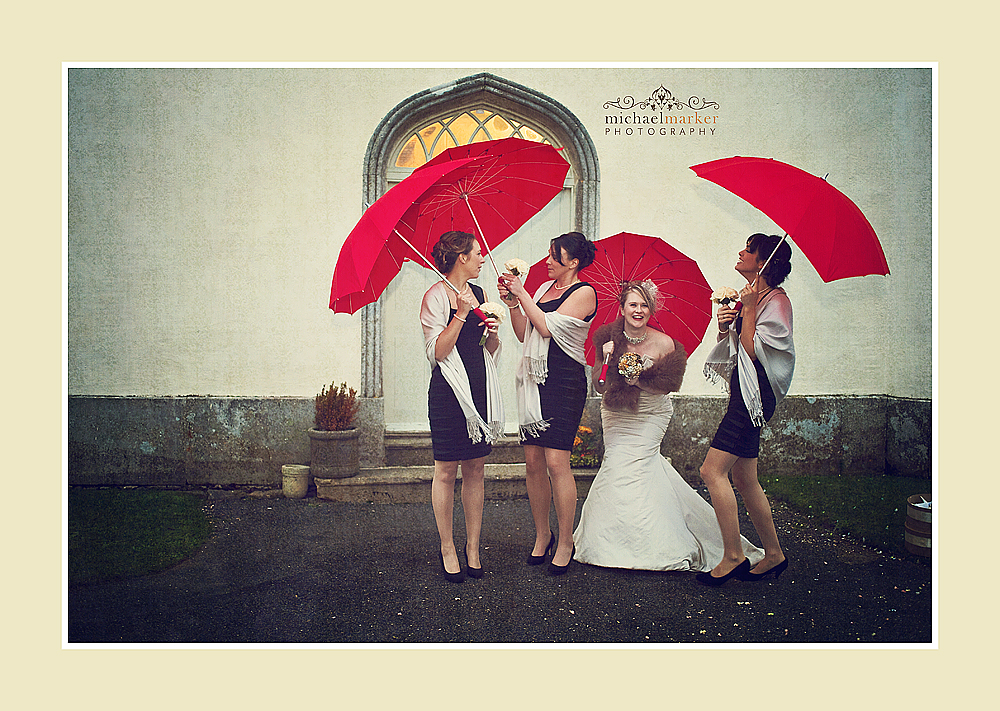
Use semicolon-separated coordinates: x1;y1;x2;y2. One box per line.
745;558;788;581
527;531;555;565
695;558;751;587
465;542;483;579
547;545;575;576
438;551;465;583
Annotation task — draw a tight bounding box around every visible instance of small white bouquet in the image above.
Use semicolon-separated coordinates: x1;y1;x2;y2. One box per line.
478;302;505;345
504;258;530;277
711;286;741;308
501;258;530;304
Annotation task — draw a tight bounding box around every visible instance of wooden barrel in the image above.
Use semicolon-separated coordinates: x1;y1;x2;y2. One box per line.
904;494;932;557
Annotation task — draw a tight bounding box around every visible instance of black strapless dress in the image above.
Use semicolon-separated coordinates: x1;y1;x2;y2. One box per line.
427;283;492;462
710;316;776;459
522;282;595;451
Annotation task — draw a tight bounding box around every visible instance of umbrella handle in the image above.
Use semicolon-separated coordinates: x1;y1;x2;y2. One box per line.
597;353;611;385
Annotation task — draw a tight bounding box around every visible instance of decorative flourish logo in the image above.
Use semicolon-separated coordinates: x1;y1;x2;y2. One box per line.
604;84;721;137
604;85;719;112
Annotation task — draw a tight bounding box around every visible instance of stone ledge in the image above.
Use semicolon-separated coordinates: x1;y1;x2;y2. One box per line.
314;464;599;504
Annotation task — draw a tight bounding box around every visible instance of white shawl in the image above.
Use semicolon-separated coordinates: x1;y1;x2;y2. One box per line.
420;280;505;444
704;287;795;427
515;280;590;440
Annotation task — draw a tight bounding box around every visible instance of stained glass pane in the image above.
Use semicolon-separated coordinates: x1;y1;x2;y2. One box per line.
429;131;458;159
396;110;551;168
420;122;444;143
520;127;545;142
395;135;422;168
447;112;482;145
485;115;514;139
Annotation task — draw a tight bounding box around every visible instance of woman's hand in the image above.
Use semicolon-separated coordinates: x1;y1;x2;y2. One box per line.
717;304;738;332
498;273;519;305
498;272;527;302
739;277;763;311
602;340;615;359
737;277;762;360
482;315;500;338
456;289;477;320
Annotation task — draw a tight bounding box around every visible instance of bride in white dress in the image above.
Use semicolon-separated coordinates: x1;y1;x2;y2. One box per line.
573;281;763;572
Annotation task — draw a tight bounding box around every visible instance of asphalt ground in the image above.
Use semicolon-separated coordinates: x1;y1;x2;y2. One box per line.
66;488;933;645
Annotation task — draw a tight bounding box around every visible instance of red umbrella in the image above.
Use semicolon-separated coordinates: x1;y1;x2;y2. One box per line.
522;232;713;378
405;137;571;279
329;156;478;314
329;137;570;316
690;156;889;282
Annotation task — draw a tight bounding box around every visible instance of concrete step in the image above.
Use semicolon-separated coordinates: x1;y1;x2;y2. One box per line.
314;464;599;504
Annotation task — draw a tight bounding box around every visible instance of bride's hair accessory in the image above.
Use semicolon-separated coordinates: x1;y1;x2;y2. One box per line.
618;279;663;315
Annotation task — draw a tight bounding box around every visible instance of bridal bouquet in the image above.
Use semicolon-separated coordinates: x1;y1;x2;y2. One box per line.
478;302;504;345
618;352;644;380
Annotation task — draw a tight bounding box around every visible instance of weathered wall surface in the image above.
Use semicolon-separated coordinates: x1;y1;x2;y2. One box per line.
68;394;930;487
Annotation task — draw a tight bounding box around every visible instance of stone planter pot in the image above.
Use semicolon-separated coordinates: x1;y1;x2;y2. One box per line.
308;427;360;479
281;464;312;499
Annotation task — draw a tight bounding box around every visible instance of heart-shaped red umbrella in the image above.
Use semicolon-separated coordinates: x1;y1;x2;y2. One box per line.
330;137;570;318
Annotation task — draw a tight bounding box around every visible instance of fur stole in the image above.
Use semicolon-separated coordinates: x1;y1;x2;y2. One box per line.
595;317;688;412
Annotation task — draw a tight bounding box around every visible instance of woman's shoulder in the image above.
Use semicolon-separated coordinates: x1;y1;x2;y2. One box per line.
762;287;792;314
647;329;682;359
422;280;448;304
770;287;791;303
572;281;598;300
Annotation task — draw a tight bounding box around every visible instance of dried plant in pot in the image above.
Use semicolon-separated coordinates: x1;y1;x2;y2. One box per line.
308;382;361;479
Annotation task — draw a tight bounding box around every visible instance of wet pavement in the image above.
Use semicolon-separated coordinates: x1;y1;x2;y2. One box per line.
67;489;933;645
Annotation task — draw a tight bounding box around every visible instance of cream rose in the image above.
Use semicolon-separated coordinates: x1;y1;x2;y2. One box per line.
504;258;530;278
711;286;739;305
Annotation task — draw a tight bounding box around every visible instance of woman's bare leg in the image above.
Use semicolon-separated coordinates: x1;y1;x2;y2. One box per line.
523;445;553;555
545;447;577;567
731;458;785;573
459;457;486;568
699;447;746;576
431;460;461;574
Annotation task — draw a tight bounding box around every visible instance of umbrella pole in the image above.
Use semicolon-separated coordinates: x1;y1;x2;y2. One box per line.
462;195;503;280
392;229;455;290
362;204;475;297
391;228;488;322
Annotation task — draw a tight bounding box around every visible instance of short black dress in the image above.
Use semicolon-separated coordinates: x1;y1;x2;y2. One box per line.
710;317;777;459
522;282;596;451
427;283;493;462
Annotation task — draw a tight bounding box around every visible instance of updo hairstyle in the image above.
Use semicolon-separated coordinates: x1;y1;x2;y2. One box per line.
432;230;476;274
550;231;596;271
747;233;792;286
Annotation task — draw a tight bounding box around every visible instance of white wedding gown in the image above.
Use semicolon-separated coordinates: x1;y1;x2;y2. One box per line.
573;392;764;572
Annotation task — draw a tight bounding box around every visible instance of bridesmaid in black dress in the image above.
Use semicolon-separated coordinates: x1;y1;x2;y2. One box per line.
697;233;794;586
499;232;597;575
420;231;501;583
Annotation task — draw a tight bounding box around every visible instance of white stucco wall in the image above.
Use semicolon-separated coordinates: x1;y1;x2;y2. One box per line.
67;66;932;409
